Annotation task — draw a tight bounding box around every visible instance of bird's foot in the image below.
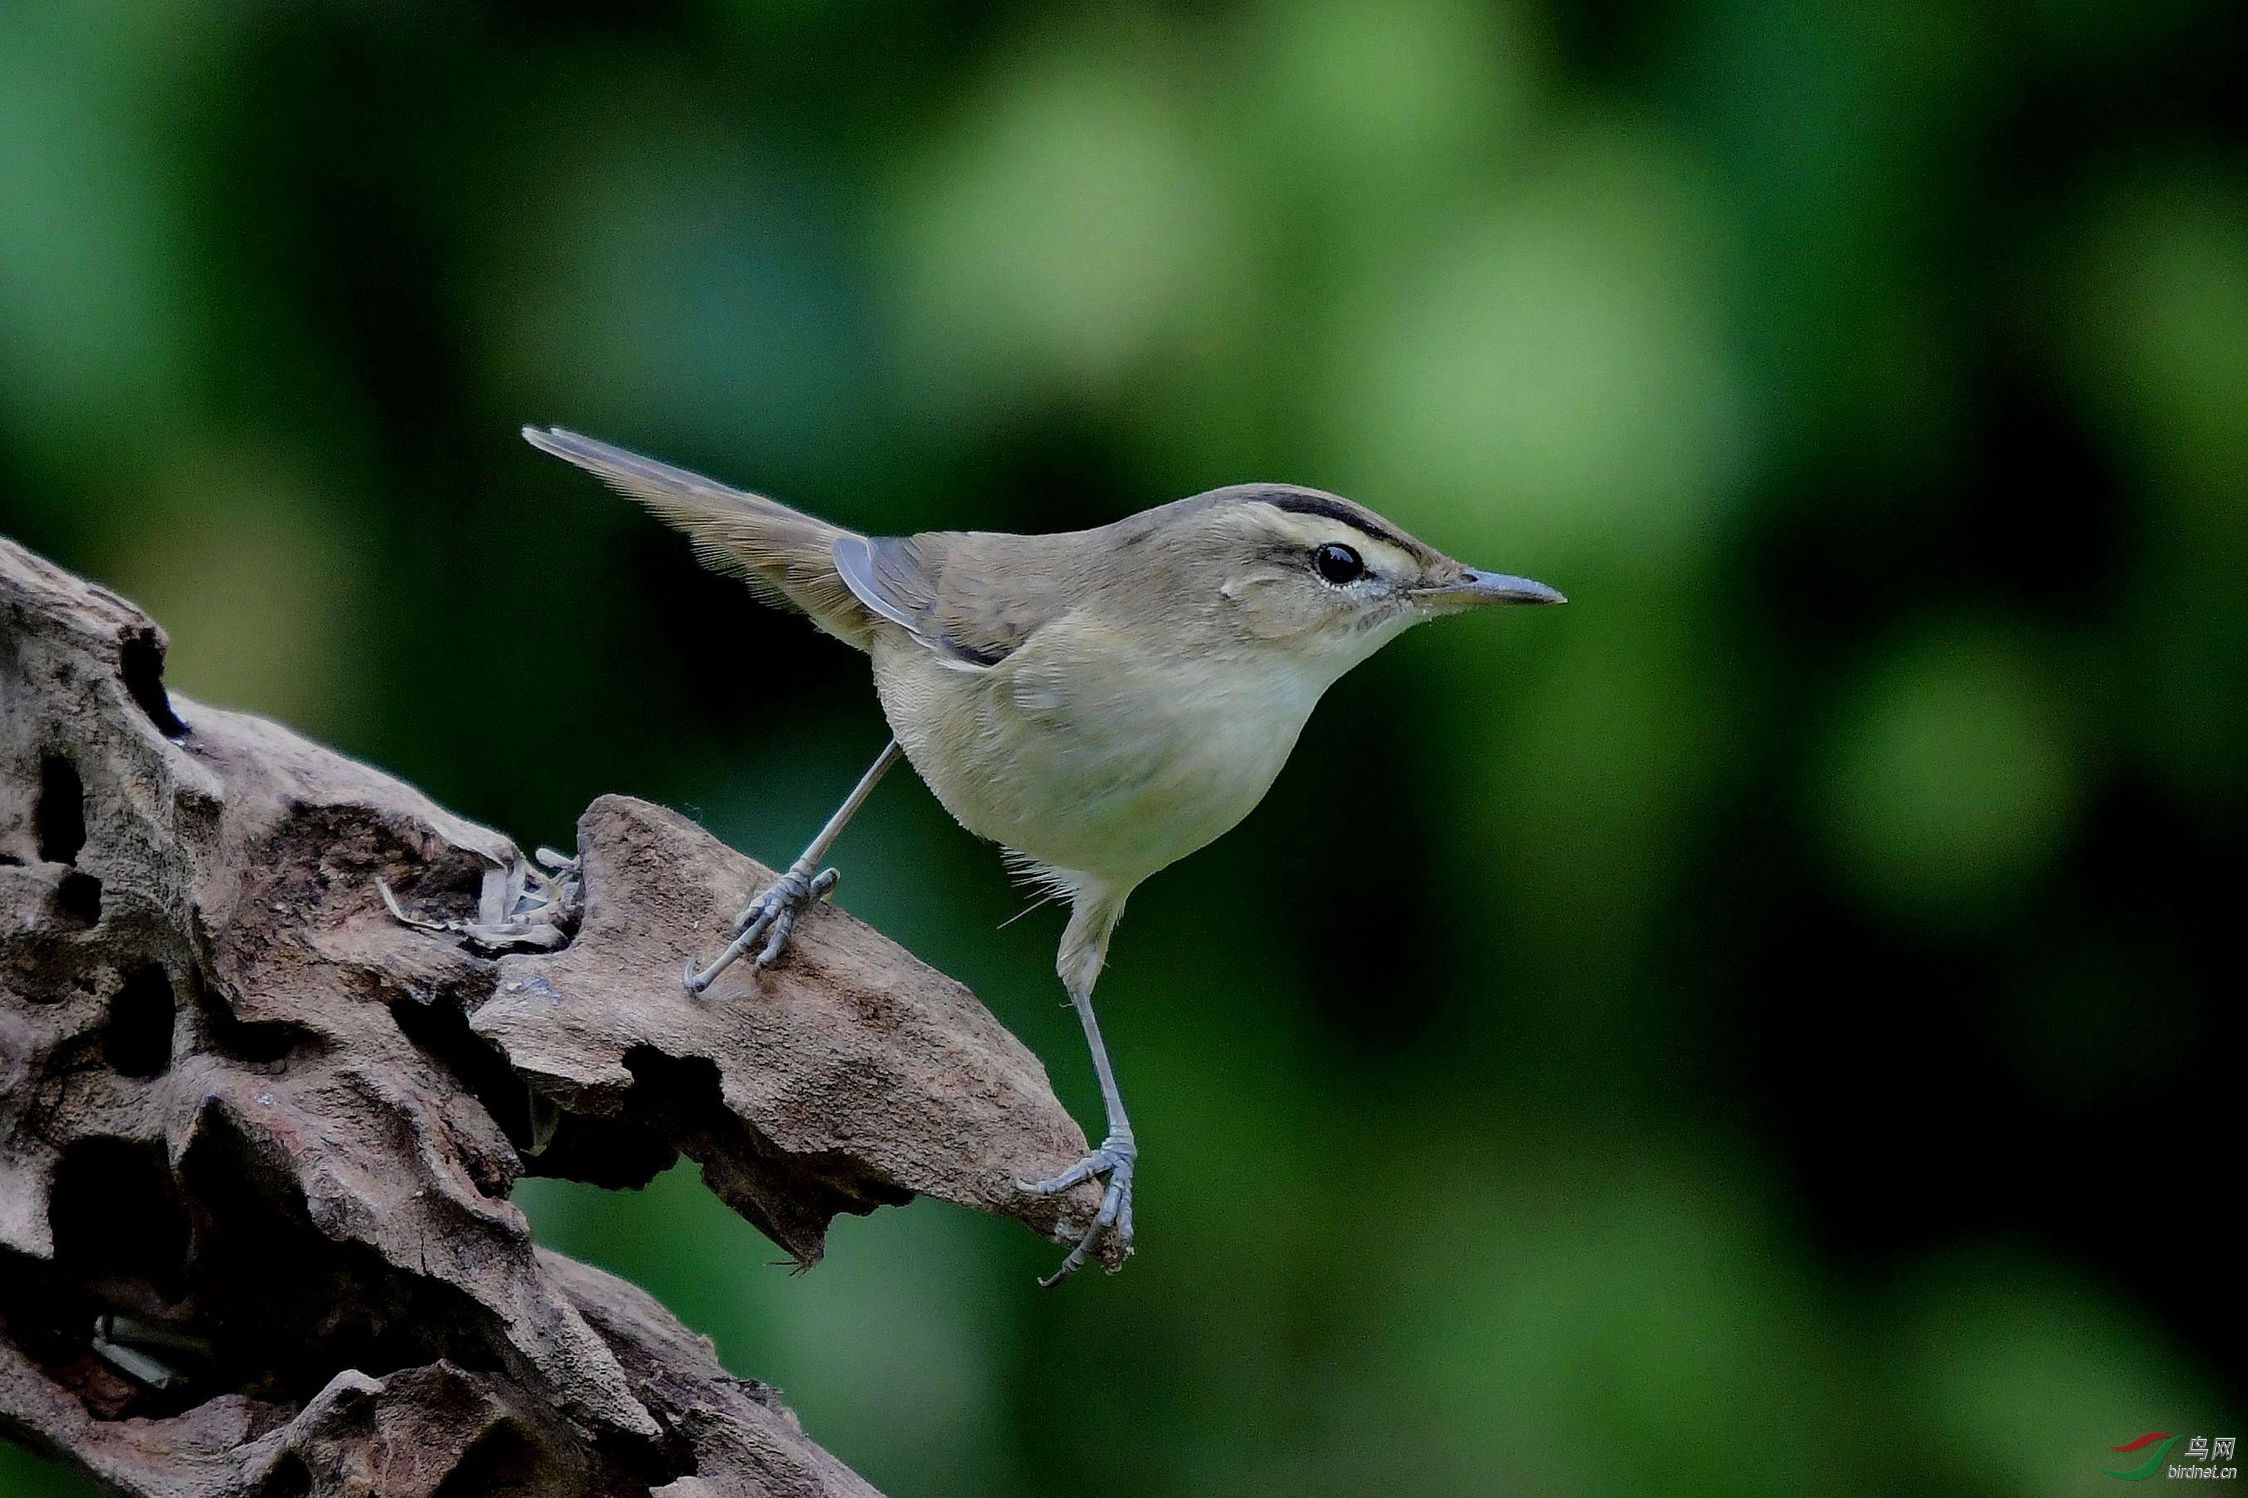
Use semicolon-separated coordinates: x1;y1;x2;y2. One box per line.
1018;1134;1136;1286
682;863;839;993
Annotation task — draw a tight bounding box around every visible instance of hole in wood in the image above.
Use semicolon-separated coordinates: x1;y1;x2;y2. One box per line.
55;870;103;927
120;627;188;738
49;1136;191;1301
107;965;177;1078
36;753;87;864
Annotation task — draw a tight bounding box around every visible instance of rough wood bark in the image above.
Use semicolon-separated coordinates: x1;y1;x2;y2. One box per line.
0;536;1105;1497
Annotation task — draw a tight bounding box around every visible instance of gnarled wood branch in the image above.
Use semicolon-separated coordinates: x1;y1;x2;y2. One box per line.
0;536;1102;1497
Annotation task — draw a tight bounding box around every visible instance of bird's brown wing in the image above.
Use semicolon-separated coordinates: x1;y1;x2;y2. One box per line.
833;531;1073;669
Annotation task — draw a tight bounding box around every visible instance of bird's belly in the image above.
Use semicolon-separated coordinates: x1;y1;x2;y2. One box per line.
873;644;1316;886
998;727;1290;878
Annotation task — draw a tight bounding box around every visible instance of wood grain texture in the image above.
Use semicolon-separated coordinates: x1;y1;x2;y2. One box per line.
0;536;1100;1497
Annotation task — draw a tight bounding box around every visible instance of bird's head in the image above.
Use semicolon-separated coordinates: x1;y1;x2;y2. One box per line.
1138;483;1563;679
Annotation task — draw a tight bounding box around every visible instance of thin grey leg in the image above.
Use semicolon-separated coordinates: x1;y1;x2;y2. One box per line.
1019;977;1137;1286
685;738;902;993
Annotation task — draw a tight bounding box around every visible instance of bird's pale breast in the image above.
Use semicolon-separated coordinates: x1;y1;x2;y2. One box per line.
869;625;1325;891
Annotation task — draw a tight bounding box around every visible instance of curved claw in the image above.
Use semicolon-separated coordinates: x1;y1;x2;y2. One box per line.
748;867;839;968
1019;1157;1098;1196
1040;1176;1127;1288
731;889;774;937
754;905;799;968
689;865;840;992
1019;1137;1136;1286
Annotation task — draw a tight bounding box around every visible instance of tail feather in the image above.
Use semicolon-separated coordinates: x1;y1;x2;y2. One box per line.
522;426;878;649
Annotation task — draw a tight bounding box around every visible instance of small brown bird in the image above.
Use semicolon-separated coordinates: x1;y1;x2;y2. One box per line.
525;426;1563;1283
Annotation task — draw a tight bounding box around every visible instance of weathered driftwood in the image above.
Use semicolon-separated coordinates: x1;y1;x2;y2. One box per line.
0;536;1103;1496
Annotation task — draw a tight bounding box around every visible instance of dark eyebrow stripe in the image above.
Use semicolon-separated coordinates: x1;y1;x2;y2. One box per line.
1258;492;1415;551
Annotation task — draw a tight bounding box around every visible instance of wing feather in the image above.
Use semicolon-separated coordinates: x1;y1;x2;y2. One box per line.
523;426;878;648
833;531;1070;669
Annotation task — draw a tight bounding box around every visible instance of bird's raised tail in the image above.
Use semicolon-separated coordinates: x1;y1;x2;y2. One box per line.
522;426;881;650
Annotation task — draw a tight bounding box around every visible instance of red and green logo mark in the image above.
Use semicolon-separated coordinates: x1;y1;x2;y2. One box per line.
2103;1433;2182;1481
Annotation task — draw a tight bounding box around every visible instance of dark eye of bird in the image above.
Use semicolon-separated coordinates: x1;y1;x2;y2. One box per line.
1312;542;1364;585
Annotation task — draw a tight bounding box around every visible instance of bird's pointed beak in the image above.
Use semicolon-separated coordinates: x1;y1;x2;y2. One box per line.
1413;569;1567;608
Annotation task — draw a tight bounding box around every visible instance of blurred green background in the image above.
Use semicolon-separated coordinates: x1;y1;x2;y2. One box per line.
2;1;2241;1494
